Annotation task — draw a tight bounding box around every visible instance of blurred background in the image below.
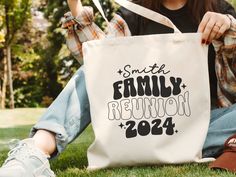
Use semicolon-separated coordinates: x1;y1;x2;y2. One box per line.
0;0;236;110
0;0;116;110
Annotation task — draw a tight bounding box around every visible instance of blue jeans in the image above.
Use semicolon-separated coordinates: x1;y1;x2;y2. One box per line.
29;66;236;158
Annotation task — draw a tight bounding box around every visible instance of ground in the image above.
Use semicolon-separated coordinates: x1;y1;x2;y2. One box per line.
0;108;235;177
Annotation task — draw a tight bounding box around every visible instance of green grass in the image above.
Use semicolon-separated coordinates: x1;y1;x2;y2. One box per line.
0;109;236;177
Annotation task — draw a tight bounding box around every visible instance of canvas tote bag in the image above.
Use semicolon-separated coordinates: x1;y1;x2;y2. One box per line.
83;0;211;170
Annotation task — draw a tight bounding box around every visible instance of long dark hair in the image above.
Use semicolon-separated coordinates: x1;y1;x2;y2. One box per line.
132;0;218;24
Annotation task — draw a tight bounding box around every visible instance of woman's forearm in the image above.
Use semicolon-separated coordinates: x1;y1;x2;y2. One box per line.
67;0;83;17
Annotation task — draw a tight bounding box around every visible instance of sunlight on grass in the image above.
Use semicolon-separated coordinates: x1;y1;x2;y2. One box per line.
0;108;46;128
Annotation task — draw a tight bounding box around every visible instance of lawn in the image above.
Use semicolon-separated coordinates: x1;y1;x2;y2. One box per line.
0;109;235;177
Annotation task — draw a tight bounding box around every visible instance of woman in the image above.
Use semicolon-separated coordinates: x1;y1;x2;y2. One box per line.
0;0;236;176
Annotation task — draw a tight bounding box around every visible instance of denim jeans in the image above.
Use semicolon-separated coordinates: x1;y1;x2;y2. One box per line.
29;66;236;158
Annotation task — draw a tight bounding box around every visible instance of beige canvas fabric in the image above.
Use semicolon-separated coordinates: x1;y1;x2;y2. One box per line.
83;0;211;170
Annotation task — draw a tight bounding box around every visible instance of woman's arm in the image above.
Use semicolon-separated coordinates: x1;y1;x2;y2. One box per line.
213;15;236;107
209;1;236;107
63;2;130;64
63;6;105;64
67;0;83;17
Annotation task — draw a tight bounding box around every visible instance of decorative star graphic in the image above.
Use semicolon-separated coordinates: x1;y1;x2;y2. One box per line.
175;130;178;133
119;123;124;129
181;84;187;89
117;69;123;75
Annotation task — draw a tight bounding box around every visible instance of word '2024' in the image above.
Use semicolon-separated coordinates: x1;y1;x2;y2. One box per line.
125;117;175;138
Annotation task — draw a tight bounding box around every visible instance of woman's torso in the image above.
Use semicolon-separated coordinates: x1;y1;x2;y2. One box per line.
118;0;236;107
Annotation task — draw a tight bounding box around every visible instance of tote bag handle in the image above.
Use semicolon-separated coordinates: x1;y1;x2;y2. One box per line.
92;0;181;33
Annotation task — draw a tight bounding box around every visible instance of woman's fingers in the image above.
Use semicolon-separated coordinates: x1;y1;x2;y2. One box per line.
215;23;229;39
208;23;223;43
197;12;210;34
198;12;231;44
201;19;216;44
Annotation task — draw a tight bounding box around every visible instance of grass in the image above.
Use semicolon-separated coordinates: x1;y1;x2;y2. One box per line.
0;109;235;177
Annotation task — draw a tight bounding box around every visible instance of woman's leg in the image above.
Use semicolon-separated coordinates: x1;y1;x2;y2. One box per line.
33;130;56;156
0;66;91;177
203;104;236;158
29;65;91;157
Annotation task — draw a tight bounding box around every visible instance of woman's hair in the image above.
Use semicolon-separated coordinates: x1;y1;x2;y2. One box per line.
132;0;218;24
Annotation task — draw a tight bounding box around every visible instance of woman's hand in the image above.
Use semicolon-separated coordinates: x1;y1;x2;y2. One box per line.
198;11;231;44
67;0;83;17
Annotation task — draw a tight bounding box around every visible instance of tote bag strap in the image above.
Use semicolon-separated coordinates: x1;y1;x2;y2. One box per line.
92;0;181;33
92;0;110;24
